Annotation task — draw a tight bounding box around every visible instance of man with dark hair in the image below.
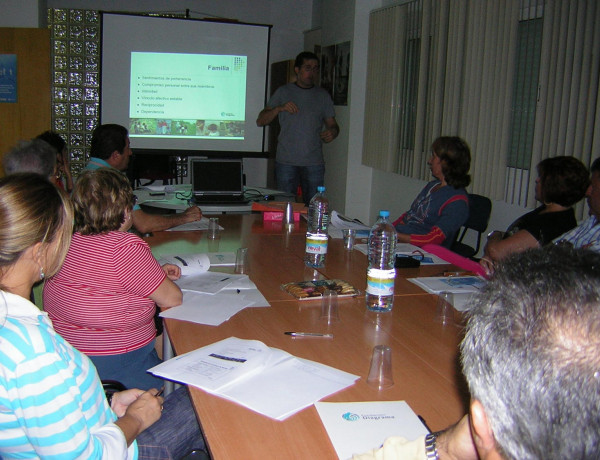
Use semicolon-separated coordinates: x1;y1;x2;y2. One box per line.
356;245;600;459
3;139;57;180
85;123;202;233
554;157;600;252
256;51;339;205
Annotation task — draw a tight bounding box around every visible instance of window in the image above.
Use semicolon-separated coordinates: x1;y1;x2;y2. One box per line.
363;0;600;217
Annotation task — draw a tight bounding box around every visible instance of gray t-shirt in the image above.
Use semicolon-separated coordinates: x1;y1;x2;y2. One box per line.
267;83;335;166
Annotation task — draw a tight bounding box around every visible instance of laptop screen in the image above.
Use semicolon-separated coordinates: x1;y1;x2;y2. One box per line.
191;158;244;195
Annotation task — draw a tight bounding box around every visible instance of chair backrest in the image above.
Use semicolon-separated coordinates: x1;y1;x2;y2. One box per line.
452;193;492;257
463;194;492;233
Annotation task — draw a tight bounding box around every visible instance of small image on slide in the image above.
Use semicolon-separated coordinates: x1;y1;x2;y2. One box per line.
156;119;171;135
171;120;196;136
220;121;245;138
130;119;157;135
205;122;220;136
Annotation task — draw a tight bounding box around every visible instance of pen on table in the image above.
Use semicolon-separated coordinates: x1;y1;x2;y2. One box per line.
220;277;230;282
284;332;334;338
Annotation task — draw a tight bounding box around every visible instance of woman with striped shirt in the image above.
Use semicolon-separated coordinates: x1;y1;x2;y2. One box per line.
0;173;204;458
44;168;182;390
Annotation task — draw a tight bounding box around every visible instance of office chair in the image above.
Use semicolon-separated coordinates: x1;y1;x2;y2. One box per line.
451;193;492;259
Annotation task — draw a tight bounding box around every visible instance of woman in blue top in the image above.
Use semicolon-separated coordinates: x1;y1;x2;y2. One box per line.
394;136;471;248
0;173;204;459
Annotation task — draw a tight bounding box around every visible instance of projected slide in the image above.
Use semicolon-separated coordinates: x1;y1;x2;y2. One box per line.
129;52;247;140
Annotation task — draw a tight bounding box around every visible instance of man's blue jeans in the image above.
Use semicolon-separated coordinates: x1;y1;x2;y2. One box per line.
137;386;206;459
275;162;325;206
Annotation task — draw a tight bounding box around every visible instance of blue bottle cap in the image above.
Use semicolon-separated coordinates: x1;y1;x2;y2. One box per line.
317;186;326;192
379;210;390;218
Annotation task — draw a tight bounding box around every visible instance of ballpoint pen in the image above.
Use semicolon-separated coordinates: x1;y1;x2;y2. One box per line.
284;332;334;338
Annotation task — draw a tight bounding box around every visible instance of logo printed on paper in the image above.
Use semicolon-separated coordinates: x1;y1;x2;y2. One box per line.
342;412;397;422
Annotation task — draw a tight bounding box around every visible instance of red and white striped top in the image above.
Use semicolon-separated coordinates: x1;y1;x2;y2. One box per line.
43;231;166;355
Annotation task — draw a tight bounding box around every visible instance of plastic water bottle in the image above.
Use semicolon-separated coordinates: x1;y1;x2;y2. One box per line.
366;210;397;312
304;186;329;268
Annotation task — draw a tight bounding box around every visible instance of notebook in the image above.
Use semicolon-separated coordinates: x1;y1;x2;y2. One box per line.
191;158;248;204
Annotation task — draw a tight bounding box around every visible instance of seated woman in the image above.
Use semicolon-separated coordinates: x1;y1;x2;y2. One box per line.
36;129;74;192
44;168;182;390
394;136;471;248
0;173;203;458
480;156;589;275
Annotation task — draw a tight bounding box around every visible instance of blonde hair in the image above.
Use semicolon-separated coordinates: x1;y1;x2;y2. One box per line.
0;173;73;282
72;168;134;234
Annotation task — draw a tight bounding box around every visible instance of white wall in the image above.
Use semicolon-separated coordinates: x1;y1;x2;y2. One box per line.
1;0;46;27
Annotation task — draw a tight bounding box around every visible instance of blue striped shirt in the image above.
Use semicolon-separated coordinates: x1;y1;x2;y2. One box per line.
0;291;137;459
554;215;600;253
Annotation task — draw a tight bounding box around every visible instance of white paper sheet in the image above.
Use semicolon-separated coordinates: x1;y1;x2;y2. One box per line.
207;252;236;266
149;337;359;420
159;253;210;276
315;401;429;460
175;272;236;294
329;211;371;239
160;291;254;326
166;216;224;232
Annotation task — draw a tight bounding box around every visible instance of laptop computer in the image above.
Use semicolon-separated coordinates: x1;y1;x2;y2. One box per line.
191;158;248;204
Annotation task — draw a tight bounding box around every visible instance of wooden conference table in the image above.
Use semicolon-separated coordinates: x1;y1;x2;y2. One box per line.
145;214;470;459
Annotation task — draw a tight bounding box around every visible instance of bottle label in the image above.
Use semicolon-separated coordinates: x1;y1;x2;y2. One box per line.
366;268;396;295
305;234;328;255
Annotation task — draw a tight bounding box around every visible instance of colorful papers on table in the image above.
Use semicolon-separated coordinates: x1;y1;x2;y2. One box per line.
408;275;486;294
315;401;429;460
281;279;360;300
251;201;307;222
149;337;359;421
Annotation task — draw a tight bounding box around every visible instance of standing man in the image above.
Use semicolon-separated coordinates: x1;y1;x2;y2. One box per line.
85;123;202;233
257;51;339;205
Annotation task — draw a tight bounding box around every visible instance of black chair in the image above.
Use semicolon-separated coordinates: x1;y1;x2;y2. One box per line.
451;193;492;259
128;153;179;188
102;379;127;405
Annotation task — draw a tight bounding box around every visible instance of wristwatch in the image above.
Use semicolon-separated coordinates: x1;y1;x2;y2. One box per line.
425;432;440;460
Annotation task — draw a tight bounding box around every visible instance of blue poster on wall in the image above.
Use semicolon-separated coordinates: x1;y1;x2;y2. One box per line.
0;54;17;103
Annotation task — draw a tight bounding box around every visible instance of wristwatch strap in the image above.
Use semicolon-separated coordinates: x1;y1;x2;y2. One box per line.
424;432;440;460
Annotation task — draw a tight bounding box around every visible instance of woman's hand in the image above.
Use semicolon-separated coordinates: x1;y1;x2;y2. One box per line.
479;257;495;277
111;388;145;417
113;388;164;445
162;263;181;280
